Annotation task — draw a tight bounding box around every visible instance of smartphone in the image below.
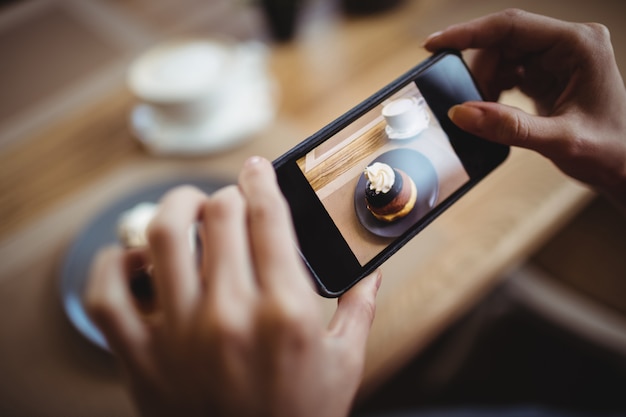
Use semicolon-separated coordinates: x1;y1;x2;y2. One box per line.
273;50;509;297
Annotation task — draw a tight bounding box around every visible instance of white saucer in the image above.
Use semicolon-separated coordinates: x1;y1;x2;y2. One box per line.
385;117;429;140
131;76;276;156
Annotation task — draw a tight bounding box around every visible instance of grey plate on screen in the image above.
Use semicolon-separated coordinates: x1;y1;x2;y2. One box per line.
59;178;229;351
354;149;438;238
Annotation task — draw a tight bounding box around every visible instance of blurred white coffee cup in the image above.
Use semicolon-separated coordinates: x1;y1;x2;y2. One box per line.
127;38;276;155
382;96;429;140
128;39;234;123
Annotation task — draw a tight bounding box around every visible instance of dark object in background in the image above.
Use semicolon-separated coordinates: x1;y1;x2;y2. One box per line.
260;0;303;42
0;0;22;11
341;0;404;16
353;284;626;415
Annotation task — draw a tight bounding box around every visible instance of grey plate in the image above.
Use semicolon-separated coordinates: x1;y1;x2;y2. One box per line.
59;178;229;350
354;149;438;238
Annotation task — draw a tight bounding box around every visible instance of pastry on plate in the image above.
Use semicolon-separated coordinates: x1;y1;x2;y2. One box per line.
116;202;158;248
117;201;198;253
363;161;417;222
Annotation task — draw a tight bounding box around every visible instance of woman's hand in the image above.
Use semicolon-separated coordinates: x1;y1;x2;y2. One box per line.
424;9;626;206
86;156;381;417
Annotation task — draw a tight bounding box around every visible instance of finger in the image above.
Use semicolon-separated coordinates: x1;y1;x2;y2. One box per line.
424;9;573;53
470;48;525;102
448;101;572;158
237;156;310;295
327;270;381;345
147;186;206;325
468;47;501;101
85;247;151;371
200;185;256;302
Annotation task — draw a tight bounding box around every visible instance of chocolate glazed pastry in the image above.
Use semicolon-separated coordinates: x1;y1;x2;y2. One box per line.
365;165;417;222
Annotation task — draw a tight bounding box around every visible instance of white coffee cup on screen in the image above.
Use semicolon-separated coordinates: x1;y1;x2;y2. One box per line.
382;96;430;140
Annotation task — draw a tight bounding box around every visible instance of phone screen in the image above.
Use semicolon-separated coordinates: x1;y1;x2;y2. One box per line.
274;51;509;297
296;82;469;266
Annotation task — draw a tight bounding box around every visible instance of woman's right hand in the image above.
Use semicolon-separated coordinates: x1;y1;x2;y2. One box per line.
424;9;626;206
85;157;381;417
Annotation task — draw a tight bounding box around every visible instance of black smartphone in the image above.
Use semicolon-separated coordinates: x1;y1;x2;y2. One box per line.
273;50;509;297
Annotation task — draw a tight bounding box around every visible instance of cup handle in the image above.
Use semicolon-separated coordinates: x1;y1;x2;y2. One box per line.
414;97;429;125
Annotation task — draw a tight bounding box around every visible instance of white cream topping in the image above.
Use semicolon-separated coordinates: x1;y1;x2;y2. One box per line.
117;202;198;253
117;202;158;248
364;162;395;194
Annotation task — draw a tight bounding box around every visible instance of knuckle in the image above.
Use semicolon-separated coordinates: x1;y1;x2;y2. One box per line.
500;7;526;21
493;8;528;39
560;131;588;161
202;308;250;351
162;184;202;204
248;192;290;225
548;118;588;161
573;22;613;59
587;23;615;58
585;22;611;42
259;300;317;348
204;186;244;220
146;215;175;247
147;185;205;245
499;111;530;145
359;297;377;325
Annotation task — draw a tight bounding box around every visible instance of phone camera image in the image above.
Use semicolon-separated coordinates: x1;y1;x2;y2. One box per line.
296;82;469;266
275;52;509;296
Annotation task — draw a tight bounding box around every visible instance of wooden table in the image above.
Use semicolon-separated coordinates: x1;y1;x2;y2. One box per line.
0;1;593;415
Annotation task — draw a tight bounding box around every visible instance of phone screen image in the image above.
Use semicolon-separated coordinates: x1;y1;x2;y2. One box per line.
274;51;509;296
296;82;469;266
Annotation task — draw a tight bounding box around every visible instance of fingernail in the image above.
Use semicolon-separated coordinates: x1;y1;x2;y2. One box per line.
422;30;442;46
244;155;264;167
448;104;485;131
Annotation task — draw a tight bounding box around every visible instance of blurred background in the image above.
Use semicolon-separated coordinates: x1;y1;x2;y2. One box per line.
3;0;626;152
0;0;625;416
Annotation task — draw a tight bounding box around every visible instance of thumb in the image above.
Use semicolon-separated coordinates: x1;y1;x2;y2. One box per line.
327;270;381;344
448;101;568;157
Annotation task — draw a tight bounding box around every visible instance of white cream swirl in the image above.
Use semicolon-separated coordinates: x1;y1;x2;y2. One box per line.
117;202;158;248
364;162;395;194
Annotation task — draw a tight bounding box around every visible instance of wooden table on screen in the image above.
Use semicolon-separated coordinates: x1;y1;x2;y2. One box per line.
0;2;592;416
